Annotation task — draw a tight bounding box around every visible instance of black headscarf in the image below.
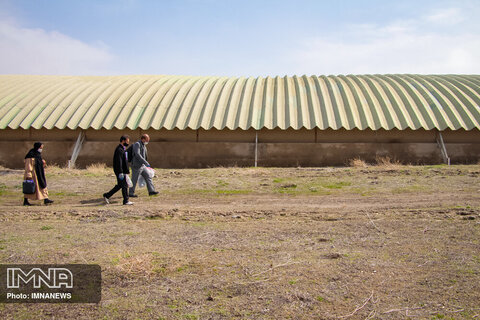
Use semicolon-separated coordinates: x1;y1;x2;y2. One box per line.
25;142;47;189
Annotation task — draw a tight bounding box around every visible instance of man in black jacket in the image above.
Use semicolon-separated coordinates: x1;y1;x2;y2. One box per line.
103;135;133;205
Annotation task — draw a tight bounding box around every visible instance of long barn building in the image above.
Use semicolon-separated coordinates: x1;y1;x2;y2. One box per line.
0;74;479;168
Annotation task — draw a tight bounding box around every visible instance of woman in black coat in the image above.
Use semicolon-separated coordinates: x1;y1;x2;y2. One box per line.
23;142;54;206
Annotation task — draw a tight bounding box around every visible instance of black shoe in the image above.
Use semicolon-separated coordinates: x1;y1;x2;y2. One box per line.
44;199;54;205
129;194;138;198
23;199;32;206
149;191;159;196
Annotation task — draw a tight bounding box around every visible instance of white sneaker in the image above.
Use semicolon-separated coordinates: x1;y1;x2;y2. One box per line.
103;195;110;204
124;201;134;205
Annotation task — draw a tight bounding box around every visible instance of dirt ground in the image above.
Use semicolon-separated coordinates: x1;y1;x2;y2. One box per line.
0;163;479;319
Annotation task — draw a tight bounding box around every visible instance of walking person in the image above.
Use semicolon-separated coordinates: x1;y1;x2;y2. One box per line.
23;142;54;206
128;134;158;197
103;135;133;205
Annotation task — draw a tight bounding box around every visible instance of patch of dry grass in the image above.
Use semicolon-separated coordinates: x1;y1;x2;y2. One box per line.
348;157;368;168
45;163;62;172
45;163;81;176
43;162;110;178
375;156;402;169
109;253;158;278
86;162;109;176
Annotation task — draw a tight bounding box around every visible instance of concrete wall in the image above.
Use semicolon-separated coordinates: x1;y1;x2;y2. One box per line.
4;127;480;143
1;128;479;168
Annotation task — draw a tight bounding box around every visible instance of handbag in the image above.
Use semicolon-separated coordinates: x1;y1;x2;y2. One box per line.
23;180;36;194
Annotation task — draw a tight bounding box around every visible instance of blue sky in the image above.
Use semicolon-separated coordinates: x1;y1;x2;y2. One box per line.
1;0;479;76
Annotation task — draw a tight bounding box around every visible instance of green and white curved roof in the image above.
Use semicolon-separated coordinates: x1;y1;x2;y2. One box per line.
1;74;479;131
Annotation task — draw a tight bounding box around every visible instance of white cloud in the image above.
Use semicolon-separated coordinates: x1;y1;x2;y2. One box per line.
424;7;465;25
288;7;480;75
0;20;115;75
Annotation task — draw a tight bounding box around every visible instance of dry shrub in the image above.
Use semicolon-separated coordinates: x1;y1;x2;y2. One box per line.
375;156;402;169
348;158;368;168
86;163;109;175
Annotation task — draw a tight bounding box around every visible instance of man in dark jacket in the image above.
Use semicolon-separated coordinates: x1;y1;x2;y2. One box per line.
103;135;133;205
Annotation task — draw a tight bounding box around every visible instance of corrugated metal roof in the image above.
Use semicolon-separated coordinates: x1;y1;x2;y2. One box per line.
0;74;479;131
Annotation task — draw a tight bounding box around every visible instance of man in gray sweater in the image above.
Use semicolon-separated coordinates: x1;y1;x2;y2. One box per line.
128;134;159;197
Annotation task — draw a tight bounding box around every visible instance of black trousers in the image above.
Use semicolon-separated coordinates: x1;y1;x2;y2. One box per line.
105;176;129;204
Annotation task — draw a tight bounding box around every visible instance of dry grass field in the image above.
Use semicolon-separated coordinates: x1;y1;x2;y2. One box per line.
0;162;479;319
